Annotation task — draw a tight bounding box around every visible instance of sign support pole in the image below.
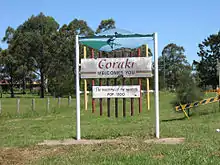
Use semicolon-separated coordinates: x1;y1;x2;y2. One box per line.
91;49;96;113
99;52;103;116
130;52;134;116
114;52;118;118
122;50;126;117
138;48;142;113
146;44;150;110
83;46;88;111
75;35;81;140
154;33;160;139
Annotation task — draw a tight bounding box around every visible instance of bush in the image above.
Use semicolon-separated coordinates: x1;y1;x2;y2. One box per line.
172;71;203;106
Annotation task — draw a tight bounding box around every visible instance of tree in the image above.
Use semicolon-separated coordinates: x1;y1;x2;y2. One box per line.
96;18;116;33
196;31;220;89
2;26;28;94
5;13;59;98
2;27;15;44
159;43;191;90
1;27;25;97
47;19;94;96
2;15;95;97
0;49;22;98
172;70;203;117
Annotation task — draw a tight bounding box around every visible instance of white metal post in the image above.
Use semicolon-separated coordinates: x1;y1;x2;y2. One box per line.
75;35;81;140
154;32;160;138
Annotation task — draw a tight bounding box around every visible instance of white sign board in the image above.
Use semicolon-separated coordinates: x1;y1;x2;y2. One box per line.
92;85;140;98
81;57;152;78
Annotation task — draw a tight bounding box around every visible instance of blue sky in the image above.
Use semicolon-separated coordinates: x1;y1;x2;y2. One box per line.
1;0;220;64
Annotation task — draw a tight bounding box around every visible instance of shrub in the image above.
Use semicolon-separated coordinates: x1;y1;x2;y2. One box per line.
172;71;203;106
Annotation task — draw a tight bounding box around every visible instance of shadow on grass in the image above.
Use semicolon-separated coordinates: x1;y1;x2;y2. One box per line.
198;110;219;116
161;116;186;122
162;109;220;122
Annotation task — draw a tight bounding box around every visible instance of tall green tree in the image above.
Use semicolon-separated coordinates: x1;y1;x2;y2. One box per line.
0;49;22;98
5;13;59;98
2;27;24;97
196;31;220;89
48;19;94;96
96;18;116;33
159;43;191;90
3;27;32;94
172;70;203;113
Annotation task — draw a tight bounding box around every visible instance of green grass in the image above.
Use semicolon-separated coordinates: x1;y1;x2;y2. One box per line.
0;92;220;164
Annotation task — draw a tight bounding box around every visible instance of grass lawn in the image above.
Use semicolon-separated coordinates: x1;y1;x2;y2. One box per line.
0;92;220;164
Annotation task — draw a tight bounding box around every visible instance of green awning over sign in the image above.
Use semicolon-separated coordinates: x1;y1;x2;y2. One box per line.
80;40;107;50
79;28;153;52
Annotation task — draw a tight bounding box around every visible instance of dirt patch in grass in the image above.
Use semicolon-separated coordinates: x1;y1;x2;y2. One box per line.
209;151;220;157
0;146;66;165
0;137;184;164
152;154;165;159
144;138;185;144
38;139;122;146
0;139;130;164
38;137;185;146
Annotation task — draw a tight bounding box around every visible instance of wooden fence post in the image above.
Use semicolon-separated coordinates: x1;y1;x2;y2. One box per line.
47;98;50;112
32;99;35;111
68;96;71;107
53;92;56;99
17;99;20;114
58;97;61;108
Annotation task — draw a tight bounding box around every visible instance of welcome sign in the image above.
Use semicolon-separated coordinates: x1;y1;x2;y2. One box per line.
81;57;152;78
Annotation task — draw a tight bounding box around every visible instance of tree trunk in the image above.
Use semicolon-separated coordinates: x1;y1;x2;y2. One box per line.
10;78;14;98
22;76;26;94
29;80;33;93
40;70;44;98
